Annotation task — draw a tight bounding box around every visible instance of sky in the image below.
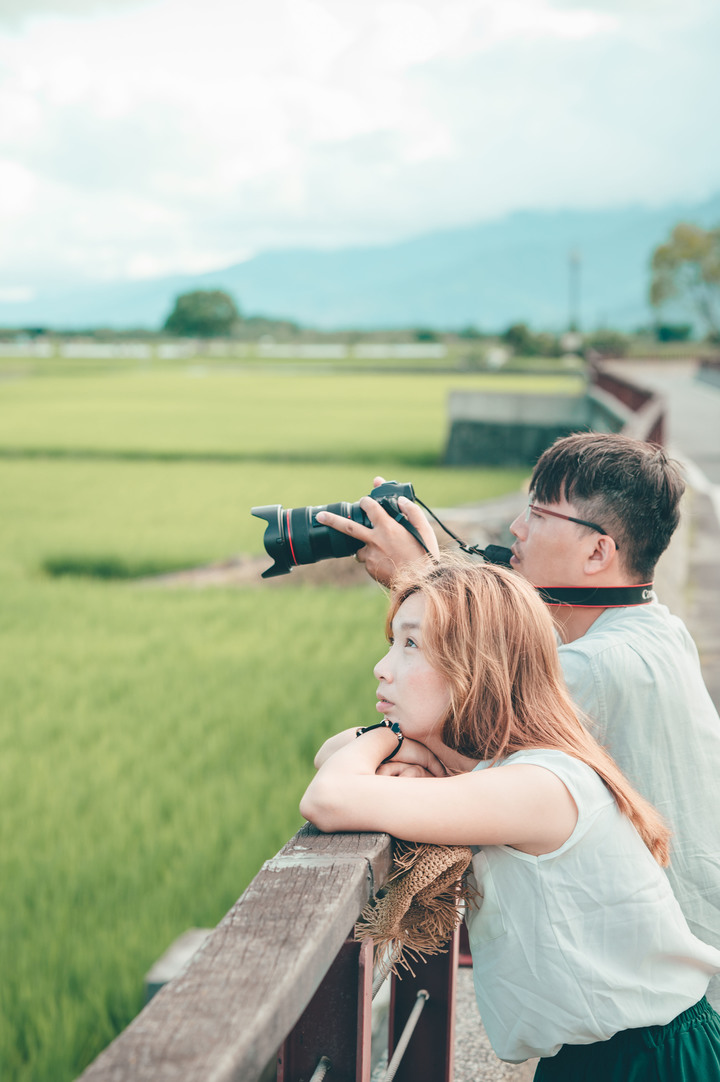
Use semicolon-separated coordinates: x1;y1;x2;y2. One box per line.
0;0;719;303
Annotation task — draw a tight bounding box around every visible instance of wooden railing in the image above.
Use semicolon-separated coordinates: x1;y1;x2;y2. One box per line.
77;824;460;1082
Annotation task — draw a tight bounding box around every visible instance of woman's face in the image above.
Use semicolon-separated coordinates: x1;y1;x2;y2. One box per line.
373;593;452;742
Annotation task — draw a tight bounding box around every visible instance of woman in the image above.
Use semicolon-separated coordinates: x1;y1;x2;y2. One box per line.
300;556;720;1080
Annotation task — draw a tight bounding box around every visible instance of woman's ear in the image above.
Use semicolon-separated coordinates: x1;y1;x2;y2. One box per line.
583;535;618;576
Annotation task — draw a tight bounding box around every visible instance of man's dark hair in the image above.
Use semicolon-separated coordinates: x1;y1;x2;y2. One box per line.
530;432;686;582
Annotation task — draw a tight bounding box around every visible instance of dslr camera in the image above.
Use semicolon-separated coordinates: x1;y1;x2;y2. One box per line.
252;480;417;579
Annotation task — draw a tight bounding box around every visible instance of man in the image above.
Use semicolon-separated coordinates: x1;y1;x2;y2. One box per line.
316;432;720;1006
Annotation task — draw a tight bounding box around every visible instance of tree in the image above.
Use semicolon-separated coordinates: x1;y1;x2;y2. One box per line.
163;290;241;337
586;329;628;358
501;322;534;355
649;223;720;338
501;322;559;357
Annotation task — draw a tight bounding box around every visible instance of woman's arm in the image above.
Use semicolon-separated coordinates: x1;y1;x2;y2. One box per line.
300;728;578;854
314;728;357;768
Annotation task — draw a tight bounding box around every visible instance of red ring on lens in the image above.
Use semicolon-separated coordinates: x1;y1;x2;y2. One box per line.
286;511;299;566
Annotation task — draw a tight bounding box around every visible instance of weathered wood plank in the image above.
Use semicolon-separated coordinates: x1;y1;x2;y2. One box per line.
78;826;392;1082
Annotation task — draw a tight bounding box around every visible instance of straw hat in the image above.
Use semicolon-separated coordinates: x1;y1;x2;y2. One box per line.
355;840;474;976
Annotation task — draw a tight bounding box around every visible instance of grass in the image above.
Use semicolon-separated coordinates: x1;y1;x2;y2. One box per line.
0;359;558;1081
0;367;582;462
0;579;389;1079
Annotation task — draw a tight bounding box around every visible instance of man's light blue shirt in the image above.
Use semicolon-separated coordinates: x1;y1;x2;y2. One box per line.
559;601;720;1008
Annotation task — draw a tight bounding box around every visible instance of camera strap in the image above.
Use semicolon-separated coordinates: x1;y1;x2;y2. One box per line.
386;502;432;553
414;497;655;609
535;584;655;607
414;496;514;566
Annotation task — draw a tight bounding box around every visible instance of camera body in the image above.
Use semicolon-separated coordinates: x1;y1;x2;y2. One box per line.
359;479;415;517
252;480;416;578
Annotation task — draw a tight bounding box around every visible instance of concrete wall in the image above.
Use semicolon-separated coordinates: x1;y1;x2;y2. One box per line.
444;390;628;466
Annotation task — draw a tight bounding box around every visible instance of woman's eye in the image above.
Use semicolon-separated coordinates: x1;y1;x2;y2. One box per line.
405;637;418;649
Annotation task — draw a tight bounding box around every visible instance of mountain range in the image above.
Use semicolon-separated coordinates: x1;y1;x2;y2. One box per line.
2;194;719;333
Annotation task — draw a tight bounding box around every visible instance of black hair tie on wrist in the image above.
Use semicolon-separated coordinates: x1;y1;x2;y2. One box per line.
356;719;404;763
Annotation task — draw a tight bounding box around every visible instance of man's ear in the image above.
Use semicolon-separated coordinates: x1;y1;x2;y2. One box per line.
583;535;617;576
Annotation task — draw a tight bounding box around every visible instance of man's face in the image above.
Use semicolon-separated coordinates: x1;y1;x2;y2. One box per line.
509;496;602;588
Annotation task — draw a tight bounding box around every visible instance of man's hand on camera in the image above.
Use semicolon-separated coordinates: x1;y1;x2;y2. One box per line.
315;476;439;586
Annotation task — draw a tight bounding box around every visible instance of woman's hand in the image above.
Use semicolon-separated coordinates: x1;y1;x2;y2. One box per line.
376;762;434;777
376;736;447;778
315;729;447;776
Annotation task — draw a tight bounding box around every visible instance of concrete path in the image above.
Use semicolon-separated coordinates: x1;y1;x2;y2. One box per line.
612;359;720;485
454;969;537;1082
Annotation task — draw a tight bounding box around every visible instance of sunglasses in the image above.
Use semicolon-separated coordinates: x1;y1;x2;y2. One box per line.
525;503;618;549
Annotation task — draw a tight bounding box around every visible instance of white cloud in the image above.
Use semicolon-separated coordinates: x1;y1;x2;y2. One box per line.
0;0;717;289
0;287;35;303
0;160;38;215
467;0;616;45
0;0;151;29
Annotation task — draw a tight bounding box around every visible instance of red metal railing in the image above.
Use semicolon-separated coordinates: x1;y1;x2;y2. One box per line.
588;360;666;445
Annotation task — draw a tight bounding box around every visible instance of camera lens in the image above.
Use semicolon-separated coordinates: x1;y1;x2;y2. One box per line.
252;481;414;579
251;500;367;578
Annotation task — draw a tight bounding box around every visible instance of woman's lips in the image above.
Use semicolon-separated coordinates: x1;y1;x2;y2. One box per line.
376;695;394;713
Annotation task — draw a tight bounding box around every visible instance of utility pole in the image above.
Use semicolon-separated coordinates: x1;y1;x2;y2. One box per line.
568;248;581;332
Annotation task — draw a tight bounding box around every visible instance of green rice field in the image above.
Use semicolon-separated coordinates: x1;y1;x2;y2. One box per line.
0;358;581;1080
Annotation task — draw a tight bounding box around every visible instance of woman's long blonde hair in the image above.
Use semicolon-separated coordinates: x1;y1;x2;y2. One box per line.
388;555;670;865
